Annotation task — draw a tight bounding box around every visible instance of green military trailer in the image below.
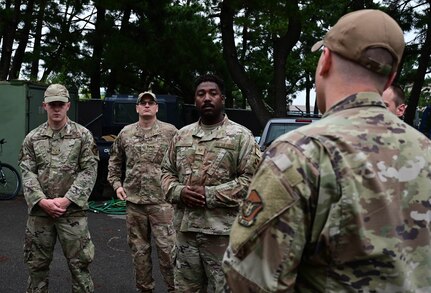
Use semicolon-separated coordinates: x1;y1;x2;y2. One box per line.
0;81;78;194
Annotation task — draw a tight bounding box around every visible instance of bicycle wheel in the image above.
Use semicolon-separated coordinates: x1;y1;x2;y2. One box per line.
0;163;22;200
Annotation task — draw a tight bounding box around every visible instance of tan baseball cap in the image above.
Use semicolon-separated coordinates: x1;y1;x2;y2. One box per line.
311;9;405;75
44;84;70;103
137;91;158;104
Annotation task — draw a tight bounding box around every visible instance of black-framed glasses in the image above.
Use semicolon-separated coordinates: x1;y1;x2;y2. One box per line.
138;100;157;106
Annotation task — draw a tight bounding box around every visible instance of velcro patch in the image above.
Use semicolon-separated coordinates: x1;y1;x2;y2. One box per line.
176;139;193;147
272;153;292;171
285;166;303;186
215;141;235;150
272;154;303;186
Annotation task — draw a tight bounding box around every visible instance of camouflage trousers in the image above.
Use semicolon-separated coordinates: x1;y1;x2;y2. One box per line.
126;202;176;292
175;231;229;293
24;215;95;293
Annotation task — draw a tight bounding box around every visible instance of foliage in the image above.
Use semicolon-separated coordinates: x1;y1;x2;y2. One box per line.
0;0;430;126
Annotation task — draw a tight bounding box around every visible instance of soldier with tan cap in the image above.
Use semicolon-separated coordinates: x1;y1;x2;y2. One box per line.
108;90;177;292
19;83;99;292
223;10;431;292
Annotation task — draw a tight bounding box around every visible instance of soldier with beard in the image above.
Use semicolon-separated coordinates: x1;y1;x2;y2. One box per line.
161;74;261;292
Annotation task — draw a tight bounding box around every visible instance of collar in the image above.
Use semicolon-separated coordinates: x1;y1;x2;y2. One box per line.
193;115;228;140
323;92;386;118
135;119;161;137
43;120;72;138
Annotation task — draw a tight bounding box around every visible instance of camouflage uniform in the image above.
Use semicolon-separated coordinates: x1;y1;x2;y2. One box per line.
19;120;99;293
223;92;431;292
161;115;261;292
108;120;177;292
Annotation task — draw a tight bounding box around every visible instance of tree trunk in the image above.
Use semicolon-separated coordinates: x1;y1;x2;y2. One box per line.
404;5;431;126
0;0;21;80
106;7;131;97
350;0;374;10
273;1;301;117
9;0;35;79
305;73;311;113
220;0;270;128
0;0;13;54
89;4;106;100
30;0;46;80
40;1;81;82
314;97;319;115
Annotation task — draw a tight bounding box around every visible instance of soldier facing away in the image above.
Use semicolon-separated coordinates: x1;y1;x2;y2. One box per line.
108;91;177;292
19;84;99;293
161;73;261;292
223;9;431;292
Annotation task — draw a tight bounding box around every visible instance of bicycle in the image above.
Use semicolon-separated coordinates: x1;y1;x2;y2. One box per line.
0;138;22;200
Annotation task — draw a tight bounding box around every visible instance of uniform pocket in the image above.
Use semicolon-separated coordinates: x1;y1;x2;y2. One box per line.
79;236;95;264
23;227;33;262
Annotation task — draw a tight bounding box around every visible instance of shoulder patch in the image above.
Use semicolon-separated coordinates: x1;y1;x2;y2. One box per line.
229;163;299;255
238;190;264;227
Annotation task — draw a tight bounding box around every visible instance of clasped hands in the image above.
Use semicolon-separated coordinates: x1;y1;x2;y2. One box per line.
38;197;71;218
180;185;206;208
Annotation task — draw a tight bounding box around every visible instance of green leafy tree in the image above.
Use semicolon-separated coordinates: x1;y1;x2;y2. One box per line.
398;0;431;125
218;0;357;127
1;0;430;126
0;0;21;80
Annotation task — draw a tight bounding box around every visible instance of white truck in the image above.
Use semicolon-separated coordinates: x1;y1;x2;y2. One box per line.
258;116;321;151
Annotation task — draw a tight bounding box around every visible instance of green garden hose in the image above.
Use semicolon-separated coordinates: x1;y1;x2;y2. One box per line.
88;198;126;215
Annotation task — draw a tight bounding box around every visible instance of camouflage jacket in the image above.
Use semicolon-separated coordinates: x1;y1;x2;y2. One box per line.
223;92;431;292
161;115;261;235
19;120;99;216
108;120;177;204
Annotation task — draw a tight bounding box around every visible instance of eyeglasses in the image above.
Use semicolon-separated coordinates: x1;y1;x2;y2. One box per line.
138;100;157;106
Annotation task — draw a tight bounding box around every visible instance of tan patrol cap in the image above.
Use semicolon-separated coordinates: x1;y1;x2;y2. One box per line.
311;9;405;75
137;91;158;104
44;84;70;103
